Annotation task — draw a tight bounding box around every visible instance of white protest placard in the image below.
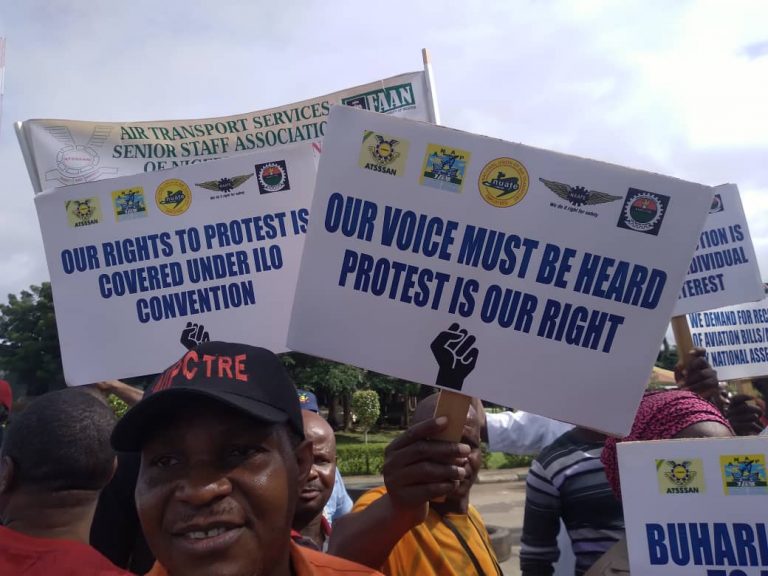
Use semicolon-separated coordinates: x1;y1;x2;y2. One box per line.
17;71;431;193
35;145;314;385
673;184;763;316
288;105;713;435
687;286;768;380
618;436;768;576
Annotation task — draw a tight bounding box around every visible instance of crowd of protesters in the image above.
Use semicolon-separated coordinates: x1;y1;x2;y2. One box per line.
0;342;764;576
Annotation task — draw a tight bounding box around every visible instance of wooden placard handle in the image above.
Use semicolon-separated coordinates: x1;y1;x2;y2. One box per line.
432;389;471;442
671;315;694;371
430;389;471;503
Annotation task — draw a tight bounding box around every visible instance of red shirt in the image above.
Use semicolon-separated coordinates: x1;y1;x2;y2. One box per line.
146;540;383;576
0;525;134;575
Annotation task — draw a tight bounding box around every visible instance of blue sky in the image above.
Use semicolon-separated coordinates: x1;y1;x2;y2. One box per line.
1;0;766;313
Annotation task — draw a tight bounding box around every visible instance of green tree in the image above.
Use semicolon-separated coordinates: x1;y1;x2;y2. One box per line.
281;353;363;429
0;283;65;396
351;389;380;444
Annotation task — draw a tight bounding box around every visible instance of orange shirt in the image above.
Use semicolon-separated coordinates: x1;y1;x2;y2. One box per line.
0;525;134;575
352;486;500;576
146;540;383;576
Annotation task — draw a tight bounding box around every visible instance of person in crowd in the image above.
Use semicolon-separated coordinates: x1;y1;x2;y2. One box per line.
521;346;734;576
585;388;734;575
520;427;623;576
297;390;354;525
110;341;383;576
90;379;155;574
329;393;501;576
292;410;338;551
0;388;134;575
0;379;12;446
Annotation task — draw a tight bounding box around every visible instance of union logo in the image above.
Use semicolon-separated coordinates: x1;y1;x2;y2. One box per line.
155;179;192;216
478;158;529;208
656;459;705;494
45;125;118;186
358;131;409;177
196;174;254;199
65;197;102;228
420;144;471;193
255;161;290;194
616;188;670;236
721;454;768;495
112;187;148;222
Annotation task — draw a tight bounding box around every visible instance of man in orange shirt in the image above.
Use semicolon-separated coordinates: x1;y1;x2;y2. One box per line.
329;394;501;576
0;388;134;575
110;341;382;576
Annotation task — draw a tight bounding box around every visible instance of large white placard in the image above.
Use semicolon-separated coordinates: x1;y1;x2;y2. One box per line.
288;105;713;435
673;184;763;316
36;145;314;385
619;436;768;576
18;71;430;193
687;285;768;380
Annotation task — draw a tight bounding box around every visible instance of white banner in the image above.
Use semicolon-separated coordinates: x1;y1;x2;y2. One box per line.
687;285;768;380
35;145;314;385
288;105;713;436
18;71;430;193
673;183;763;316
619;436;768;576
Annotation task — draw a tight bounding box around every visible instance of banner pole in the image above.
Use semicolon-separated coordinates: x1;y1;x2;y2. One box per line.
671;315;694;371
422;48;441;125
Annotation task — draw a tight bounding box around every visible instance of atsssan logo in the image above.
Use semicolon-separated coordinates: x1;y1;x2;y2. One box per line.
721;454;768;495
478;158;529;208
420;144;471;194
66;197;102;227
709;193;724;214
255;161;290;194
341;83;416;114
616;188;670;236
155;179;192;216
656;459;705;495
112;187;148;222
196;174;254;200
358;131;409;177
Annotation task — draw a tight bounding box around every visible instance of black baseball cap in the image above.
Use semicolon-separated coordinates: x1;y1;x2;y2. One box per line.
111;341;304;451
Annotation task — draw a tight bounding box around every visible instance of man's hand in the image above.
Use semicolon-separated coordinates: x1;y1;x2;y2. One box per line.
431;323;479;391
383;416;470;525
677;348;720;403
180;322;210;350
726;394;765;436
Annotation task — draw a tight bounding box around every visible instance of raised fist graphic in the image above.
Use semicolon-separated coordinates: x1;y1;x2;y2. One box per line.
180;322;210;350
430;322;479;391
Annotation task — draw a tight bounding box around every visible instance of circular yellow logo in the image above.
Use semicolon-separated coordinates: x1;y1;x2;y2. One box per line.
155;179;192;216
478;157;529;208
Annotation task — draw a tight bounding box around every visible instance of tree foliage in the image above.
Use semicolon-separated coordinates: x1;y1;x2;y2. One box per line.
351;389;380;443
0;283;65;396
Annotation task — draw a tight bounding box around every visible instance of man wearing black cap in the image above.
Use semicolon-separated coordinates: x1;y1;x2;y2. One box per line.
111;341;382;576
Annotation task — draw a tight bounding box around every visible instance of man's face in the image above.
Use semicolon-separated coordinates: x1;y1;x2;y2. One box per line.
294;411;336;528
448;404;482;502
136;401;310;576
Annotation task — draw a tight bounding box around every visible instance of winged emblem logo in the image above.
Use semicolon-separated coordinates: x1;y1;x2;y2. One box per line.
196;174;254;193
539;178;622;207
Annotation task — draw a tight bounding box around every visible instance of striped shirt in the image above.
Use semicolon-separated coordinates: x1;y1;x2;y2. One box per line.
520;430;624;576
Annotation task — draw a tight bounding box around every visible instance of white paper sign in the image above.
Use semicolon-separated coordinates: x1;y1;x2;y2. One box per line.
618;436;768;576
35;145;314;385
687;286;768;380
18;71;430;193
673;184;763;316
288;105;713;435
